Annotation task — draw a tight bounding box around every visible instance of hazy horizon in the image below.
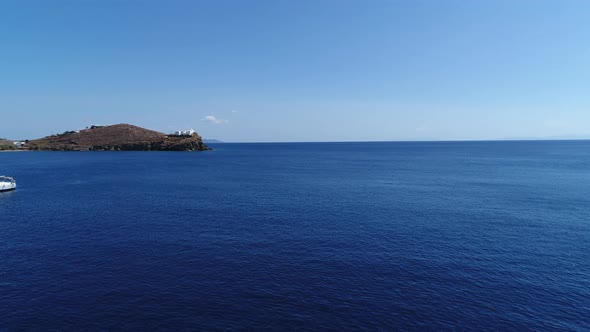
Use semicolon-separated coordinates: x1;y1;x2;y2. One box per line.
4;121;590;144
2;1;589;142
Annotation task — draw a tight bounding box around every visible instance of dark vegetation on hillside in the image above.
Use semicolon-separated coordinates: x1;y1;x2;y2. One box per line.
0;139;15;150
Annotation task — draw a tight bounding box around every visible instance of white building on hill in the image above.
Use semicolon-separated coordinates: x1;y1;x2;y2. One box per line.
172;129;195;137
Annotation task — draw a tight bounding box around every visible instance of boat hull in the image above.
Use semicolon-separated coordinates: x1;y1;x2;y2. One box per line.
0;184;16;192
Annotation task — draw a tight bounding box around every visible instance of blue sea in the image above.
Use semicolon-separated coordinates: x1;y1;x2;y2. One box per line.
1;141;589;330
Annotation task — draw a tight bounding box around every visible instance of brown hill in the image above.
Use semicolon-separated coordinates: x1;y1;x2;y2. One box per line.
25;124;210;151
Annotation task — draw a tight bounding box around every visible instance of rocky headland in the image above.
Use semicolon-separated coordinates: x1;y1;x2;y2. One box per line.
24;124;210;151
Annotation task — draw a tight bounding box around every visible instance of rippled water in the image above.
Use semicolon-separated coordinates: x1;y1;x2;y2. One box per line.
1;141;589;330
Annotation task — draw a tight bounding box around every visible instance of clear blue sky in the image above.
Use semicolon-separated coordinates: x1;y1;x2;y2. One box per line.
1;0;589;142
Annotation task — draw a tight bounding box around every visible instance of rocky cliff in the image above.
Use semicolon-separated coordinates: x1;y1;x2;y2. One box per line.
25;124;210;151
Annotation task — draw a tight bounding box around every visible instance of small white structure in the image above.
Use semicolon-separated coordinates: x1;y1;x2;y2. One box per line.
0;176;16;192
13;141;26;148
172;129;195;137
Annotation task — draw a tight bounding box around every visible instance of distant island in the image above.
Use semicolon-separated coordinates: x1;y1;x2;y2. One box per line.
23;124;211;151
203;139;224;143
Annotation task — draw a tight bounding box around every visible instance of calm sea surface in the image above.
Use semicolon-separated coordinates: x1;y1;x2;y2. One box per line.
1;141;589;330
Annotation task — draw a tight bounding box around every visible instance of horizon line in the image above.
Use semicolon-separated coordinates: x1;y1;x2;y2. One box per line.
212;138;590;144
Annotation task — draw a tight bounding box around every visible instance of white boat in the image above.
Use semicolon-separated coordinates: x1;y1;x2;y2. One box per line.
0;176;16;192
